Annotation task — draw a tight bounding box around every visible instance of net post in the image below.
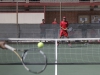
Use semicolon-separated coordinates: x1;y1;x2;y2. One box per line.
55;39;57;75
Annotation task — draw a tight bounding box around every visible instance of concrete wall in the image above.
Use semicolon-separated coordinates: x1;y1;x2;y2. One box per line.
0;13;44;24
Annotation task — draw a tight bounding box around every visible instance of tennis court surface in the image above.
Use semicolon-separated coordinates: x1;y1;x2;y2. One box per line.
0;38;100;75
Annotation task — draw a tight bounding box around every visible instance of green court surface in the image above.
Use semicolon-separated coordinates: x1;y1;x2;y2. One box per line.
0;65;54;75
0;65;100;75
0;42;100;75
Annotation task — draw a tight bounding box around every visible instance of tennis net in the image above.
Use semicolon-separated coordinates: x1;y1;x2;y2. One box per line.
0;38;100;65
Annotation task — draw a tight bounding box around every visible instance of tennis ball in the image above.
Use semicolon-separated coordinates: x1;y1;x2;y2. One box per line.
37;42;44;48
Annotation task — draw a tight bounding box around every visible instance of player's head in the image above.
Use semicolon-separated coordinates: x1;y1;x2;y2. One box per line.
63;16;66;21
42;19;45;22
54;18;56;22
42;19;45;23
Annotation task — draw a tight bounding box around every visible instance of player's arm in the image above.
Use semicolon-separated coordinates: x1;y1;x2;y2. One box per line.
63;27;67;30
60;26;67;30
0;41;6;49
60;22;68;30
60;24;63;29
60;22;66;30
63;21;69;31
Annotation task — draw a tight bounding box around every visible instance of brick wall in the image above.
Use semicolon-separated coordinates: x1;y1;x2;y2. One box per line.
45;11;100;24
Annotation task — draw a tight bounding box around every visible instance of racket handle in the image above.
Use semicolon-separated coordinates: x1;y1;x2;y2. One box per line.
5;44;15;51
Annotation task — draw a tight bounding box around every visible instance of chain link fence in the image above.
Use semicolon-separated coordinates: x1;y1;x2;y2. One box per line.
0;24;100;38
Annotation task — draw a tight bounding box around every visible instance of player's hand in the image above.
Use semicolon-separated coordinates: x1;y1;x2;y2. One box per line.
63;28;67;30
0;41;6;49
61;27;67;30
62;28;67;30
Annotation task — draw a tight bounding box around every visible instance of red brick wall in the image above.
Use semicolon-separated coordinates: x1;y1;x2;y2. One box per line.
45;11;100;24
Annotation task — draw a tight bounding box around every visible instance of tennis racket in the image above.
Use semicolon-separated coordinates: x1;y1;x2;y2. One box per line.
67;27;73;32
5;44;47;74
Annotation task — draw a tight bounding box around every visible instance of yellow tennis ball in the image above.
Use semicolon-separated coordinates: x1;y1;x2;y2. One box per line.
37;42;44;48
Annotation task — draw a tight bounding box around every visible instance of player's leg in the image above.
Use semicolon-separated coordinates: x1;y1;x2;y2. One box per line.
57;30;63;46
64;31;71;47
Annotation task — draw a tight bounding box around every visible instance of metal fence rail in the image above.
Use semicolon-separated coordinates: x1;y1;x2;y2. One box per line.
0;0;100;2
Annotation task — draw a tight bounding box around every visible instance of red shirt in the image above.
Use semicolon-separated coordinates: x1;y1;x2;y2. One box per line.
52;21;57;24
60;21;69;29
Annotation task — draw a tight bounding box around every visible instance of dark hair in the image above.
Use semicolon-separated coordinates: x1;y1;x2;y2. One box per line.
42;19;44;21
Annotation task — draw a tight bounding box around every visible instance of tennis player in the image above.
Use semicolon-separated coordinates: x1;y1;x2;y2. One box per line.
0;41;6;49
52;18;57;24
40;19;46;38
41;19;45;24
58;16;71;46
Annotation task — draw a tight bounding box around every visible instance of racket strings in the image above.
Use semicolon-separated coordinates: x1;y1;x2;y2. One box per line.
22;50;46;73
23;51;46;63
